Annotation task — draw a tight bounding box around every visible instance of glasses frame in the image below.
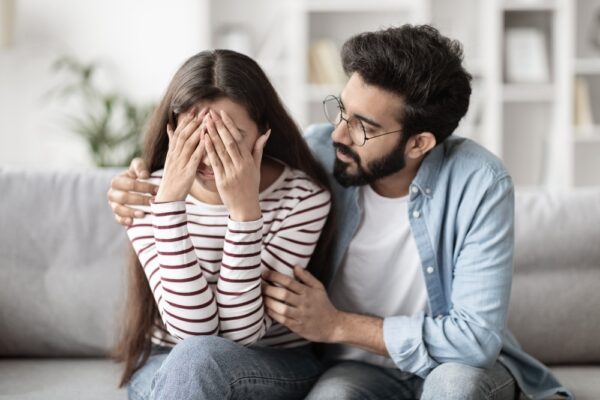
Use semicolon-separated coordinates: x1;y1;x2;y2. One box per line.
322;95;403;146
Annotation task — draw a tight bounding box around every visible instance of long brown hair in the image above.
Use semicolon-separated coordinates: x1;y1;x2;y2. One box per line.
113;50;335;386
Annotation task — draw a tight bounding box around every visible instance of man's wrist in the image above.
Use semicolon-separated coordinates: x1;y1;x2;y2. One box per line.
327;312;388;356
329;310;350;343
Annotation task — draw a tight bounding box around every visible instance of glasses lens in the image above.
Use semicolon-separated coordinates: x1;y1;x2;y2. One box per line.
323;97;342;126
347;118;365;146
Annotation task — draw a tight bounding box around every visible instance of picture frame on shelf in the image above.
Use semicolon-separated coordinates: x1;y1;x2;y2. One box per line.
505;27;550;83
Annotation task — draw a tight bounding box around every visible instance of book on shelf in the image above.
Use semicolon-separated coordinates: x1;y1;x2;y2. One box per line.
504;28;550;84
574;77;596;138
308;39;346;86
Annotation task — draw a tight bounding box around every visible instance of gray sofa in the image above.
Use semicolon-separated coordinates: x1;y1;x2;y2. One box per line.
0;168;598;400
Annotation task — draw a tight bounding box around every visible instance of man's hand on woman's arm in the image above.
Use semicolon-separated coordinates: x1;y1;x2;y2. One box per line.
262;266;389;356
106;158;157;226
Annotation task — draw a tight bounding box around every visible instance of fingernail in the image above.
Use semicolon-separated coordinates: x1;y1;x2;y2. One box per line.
135;211;144;218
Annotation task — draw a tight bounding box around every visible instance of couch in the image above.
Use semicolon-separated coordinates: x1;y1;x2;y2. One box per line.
0;167;598;399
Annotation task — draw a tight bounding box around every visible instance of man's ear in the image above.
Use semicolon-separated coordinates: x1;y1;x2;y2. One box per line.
406;132;436;159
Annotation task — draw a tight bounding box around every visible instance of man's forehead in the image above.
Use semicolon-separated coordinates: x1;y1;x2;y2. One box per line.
340;73;404;123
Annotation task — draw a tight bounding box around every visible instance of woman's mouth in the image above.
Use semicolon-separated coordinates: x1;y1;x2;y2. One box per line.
196;165;215;180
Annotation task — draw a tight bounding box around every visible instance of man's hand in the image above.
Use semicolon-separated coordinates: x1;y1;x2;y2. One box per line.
262;266;389;356
262;266;343;343
107;158;157;226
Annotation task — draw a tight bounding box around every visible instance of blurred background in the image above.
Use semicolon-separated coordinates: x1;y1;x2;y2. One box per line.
1;0;599;188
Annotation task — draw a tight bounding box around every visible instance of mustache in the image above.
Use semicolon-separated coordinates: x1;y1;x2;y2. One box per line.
333;142;361;164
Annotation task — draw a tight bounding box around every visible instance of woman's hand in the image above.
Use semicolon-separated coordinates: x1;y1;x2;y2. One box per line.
204;110;271;222
155;108;208;203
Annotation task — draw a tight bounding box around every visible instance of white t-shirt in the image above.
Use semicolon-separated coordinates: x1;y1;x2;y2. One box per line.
326;184;428;368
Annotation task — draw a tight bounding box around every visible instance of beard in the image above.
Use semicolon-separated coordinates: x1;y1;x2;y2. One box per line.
332;136;408;187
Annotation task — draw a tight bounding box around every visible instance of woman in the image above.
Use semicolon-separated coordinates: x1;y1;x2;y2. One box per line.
114;50;334;399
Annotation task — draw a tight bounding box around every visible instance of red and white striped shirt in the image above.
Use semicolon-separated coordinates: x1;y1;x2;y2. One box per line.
125;165;331;348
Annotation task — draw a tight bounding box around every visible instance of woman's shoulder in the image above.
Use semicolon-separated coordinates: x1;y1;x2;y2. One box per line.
264;166;331;206
283;168;326;194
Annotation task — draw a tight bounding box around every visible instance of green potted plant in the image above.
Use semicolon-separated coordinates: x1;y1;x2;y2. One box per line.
50;56;154;167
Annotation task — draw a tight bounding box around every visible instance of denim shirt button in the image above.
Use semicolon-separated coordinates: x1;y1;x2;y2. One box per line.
425;188;431;194
426;266;434;274
412;210;421;219
411;186;419;194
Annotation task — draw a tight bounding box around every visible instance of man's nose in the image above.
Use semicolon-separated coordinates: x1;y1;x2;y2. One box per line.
331;122;353;146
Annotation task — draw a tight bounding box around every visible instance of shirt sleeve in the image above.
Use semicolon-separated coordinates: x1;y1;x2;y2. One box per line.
216;188;332;345
383;176;514;377
125;200;219;340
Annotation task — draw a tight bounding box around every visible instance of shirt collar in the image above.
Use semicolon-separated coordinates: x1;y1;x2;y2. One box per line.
410;140;446;199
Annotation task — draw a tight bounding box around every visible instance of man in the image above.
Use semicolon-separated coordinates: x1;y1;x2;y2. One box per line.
108;25;571;399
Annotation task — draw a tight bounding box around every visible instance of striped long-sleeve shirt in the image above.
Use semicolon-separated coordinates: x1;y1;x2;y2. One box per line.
125;165;331;348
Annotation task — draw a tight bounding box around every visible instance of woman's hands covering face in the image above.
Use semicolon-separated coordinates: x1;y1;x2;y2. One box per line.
204;109;271;221
155;107;208;203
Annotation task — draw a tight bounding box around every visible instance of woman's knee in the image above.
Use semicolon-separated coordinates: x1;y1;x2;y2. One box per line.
162;335;238;371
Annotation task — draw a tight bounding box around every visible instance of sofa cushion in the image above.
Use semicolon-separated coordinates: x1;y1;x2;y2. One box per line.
509;189;600;365
0;168;128;357
0;358;126;400
550;366;600;400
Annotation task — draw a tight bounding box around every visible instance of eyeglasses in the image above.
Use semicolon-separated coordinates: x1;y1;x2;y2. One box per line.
322;95;403;147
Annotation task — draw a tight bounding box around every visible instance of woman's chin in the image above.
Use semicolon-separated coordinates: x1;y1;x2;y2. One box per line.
195;173;218;192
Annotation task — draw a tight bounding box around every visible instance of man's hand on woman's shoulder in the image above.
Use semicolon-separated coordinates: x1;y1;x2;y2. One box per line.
107;157;157;226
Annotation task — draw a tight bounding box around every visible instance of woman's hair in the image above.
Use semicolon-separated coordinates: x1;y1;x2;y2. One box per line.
113;49;335;386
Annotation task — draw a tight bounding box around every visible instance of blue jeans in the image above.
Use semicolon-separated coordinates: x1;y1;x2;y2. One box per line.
305;360;518;400
129;337;517;400
128;336;323;400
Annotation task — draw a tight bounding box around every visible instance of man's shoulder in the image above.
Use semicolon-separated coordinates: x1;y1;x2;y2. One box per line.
303;123;334;144
441;136;511;183
303;124;335;165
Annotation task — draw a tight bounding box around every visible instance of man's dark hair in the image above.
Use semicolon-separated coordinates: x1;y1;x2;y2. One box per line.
341;24;472;144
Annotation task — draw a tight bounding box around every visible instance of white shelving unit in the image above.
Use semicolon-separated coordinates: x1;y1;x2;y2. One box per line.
286;0;430;127
206;0;599;188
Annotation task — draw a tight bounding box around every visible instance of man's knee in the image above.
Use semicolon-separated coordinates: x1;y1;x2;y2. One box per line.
421;362;487;400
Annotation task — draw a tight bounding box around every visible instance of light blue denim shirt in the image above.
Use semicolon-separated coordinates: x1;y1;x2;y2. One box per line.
304;124;573;400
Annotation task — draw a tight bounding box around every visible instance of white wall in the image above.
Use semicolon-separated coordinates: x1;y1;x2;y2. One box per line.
0;0;210;169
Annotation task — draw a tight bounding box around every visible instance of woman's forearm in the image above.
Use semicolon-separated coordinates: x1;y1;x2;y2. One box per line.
216;217;266;344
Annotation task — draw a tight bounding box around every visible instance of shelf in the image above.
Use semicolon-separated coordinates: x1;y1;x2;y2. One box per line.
575;58;600;75
502;0;557;12
502;83;555;102
304;0;420;13
574;126;600;143
306;84;345;102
